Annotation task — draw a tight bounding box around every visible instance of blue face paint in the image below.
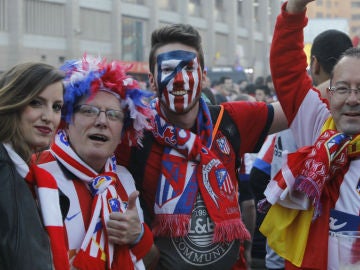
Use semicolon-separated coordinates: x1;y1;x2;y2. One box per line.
156;50;201;113
156;50;196;95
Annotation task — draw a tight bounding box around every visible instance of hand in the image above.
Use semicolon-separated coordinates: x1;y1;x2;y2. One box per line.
286;0;315;14
107;191;142;245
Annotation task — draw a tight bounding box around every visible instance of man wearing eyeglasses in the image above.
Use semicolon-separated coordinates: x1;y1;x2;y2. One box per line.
260;0;360;270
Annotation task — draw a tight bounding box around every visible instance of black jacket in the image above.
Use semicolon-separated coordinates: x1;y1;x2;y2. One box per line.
0;144;53;270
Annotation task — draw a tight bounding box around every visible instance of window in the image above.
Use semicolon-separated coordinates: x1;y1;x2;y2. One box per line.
80;8;110;41
214;0;225;22
158;0;177;11
0;0;7;31
188;0;203;17
123;0;145;4
215;33;228;65
351;26;360;33
25;0;65;36
352;14;360;20
122;17;145;61
237;0;244;27
254;0;260;31
352;1;360;8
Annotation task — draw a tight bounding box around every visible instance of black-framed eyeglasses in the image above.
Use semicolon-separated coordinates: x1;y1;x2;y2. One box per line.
74;104;124;122
328;86;360;99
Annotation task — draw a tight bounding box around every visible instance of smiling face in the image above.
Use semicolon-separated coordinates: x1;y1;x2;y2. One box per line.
150;43;204;114
66;91;123;172
330;56;360;135
20;81;63;151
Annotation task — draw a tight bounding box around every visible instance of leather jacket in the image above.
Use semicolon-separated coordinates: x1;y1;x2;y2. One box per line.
0;144;53;270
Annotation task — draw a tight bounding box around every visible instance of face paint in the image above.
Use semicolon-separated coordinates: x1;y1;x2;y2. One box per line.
156;50;201;113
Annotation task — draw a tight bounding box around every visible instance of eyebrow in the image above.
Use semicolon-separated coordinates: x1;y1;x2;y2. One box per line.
35;95;63;103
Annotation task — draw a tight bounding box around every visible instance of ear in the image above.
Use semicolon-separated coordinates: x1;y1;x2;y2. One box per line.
312;56;321;75
326;86;332;100
148;72;158;94
201;69;207;88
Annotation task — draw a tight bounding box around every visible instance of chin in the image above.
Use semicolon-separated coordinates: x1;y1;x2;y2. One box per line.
89;150;112;160
167;97;200;114
33;142;51;152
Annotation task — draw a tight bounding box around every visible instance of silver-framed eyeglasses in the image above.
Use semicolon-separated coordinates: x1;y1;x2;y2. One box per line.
74;104;124;122
328;86;360;99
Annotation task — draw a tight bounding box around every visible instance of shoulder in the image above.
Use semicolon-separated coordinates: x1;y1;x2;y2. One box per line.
222;101;268;118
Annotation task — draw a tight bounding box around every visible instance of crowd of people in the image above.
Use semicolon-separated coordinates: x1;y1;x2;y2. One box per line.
0;0;359;269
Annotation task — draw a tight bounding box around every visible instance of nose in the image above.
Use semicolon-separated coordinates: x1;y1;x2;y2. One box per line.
173;70;184;87
41;106;54;122
346;89;360;104
41;113;49;122
94;110;108;127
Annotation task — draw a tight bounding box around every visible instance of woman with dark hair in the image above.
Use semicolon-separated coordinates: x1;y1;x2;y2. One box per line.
0;62;64;269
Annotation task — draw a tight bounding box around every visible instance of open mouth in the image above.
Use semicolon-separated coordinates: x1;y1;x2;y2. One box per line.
89;134;108;142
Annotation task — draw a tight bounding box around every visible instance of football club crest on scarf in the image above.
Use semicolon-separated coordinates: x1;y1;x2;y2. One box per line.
215;168;234;194
325;133;349;161
108;198;121;212
90;175;113;195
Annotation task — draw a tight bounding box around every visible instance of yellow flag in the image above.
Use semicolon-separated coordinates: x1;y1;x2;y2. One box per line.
259;204;314;267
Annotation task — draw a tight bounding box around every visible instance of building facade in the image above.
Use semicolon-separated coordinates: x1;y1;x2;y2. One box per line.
306;0;360;43
0;0;282;81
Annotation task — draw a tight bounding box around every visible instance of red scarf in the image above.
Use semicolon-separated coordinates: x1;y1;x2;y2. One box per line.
150;99;250;242
2;141;70;270
49;129;138;270
26;164;70;270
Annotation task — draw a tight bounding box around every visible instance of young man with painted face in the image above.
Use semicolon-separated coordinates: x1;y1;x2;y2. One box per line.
116;23;287;270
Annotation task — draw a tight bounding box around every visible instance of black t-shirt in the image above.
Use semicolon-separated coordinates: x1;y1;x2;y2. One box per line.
155;194;240;270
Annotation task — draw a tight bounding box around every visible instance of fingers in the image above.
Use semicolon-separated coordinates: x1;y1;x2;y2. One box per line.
127;190;139;210
286;0;315;14
106;190;142;245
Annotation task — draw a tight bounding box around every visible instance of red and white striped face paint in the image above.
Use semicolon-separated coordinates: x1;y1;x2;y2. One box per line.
156;50;202;113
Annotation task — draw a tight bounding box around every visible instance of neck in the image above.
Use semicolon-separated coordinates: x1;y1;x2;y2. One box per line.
83;158;105;173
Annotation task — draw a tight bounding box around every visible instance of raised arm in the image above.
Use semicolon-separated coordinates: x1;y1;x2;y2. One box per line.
270;0;315;125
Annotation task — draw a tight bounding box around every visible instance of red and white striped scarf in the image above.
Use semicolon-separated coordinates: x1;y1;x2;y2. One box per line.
259;118;360;269
150;99;250;242
48;129;138;270
3;143;69;270
262;118;360;217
